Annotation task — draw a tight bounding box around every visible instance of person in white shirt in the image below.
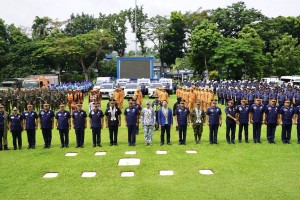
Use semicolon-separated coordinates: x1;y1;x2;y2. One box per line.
141;101;156;146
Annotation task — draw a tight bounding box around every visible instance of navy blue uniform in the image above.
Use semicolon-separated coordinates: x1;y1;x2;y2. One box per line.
72;109;87;147
225;106;237;143
294;93;300;107
175;107;190;145
23;110;38;148
133;104;142;135
249;104;265;143
279;106;294;143
265;105;278;143
39;109;55;148
89;109;104;146
237;105;249;142
55;110;71;147
294;105;300;143
9;114;24;149
124;106;139;146
206;107;222;144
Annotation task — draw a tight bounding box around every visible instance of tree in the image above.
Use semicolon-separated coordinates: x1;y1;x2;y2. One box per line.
160;11;186;67
64;13;98;36
98;11;127;56
32;16;53;40
183;9;209;36
210;1;266;38
189;20;222;75
127;6;148;55
272;34;300;76
211;26;266;80
146;15;170;76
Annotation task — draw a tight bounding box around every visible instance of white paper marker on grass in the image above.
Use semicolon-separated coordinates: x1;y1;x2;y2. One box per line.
118;158;140;166
156;150;167;155
95;152;107;156
186;150;197;154
82;172;97;178
121;172;135;177
125;151;136;155
43;172;59;178
65;152;77;157
199;170;214;175
159;170;174;176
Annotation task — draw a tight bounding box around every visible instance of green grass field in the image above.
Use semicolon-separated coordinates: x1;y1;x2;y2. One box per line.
1;94;300;200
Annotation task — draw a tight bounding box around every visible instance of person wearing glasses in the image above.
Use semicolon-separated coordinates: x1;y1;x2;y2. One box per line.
206;99;222;144
225;99;238;144
55;103;71;148
105;100;122;146
175;100;190;145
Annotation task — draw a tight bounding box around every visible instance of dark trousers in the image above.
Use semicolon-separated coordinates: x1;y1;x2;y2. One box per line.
92;127;101;145
178;125;187;144
226;123;236;143
75;128;85;147
238;123;248;142
253;122;262;142
161;124;171;144
267;123;277;142
0;129;3;149
127;125;136;145
209;124;219;144
42;128;52;147
12;130;22;148
109;125;118;144
26;129;36;147
281;124;292;143
59;129;69;147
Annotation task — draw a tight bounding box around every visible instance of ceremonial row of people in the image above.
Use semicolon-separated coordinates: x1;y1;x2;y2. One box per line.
1;95;300;150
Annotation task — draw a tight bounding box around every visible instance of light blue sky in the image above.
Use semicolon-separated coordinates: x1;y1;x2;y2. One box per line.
1;0;299;51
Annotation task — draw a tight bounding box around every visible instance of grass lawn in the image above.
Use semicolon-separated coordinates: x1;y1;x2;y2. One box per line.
0;94;300;200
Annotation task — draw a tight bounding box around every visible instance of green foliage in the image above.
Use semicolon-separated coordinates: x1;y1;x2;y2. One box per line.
211;1;266;38
189;20;222;74
64;13;98;36
272;34;300;76
160;11;186;66
32;16;53;40
211;26;266;80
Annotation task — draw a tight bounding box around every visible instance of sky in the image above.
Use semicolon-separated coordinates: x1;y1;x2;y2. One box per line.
1;0;300;51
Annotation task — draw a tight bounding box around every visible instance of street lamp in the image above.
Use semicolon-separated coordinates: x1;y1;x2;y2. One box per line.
135;0;137;57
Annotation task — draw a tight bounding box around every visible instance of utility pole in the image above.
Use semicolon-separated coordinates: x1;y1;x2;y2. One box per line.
135;0;137;56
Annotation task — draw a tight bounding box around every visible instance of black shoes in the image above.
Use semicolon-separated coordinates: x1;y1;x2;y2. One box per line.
167;143;172;145
160;143;164;146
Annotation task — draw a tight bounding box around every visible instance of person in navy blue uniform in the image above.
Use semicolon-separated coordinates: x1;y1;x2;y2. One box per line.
294;104;300;144
158;100;173;146
72;103;87;148
175;100;190;145
132;98;142;135
225;100;238;144
55;103;71;148
264;98;279;144
8;107;24;150
236;99;250;143
277;90;286;109
293;89;300;107
39;103;55;149
23;103;38;149
89;103;104;147
206;100;222;144
279;100;294;144
124;99;139;146
249;98;265;143
105;100;122;146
